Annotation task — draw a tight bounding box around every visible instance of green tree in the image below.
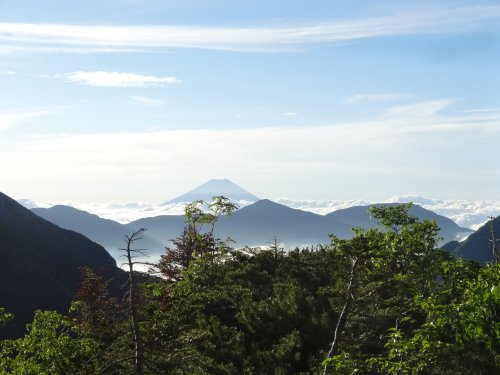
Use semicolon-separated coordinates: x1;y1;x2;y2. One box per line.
0;311;101;374
374;261;500;374
322;203;445;373
157;196;237;281
0;308;13;328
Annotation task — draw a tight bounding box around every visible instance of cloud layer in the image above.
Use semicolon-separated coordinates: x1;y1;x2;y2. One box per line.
0;6;499;54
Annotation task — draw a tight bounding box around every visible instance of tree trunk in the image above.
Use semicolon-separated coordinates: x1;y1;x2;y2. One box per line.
323;256;358;375
124;229;146;375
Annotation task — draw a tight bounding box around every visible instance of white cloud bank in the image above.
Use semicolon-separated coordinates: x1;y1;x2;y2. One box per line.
0;6;499;53
65;71;180;87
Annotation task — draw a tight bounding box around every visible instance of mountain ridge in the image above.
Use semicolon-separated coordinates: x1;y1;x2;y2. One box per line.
28;192;473;261
21;178;476;264
129;199;471;252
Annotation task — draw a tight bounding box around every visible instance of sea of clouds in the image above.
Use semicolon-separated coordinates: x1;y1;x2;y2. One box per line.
20;195;500;230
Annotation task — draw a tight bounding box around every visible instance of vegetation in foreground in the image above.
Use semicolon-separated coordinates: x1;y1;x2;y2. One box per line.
1;200;499;374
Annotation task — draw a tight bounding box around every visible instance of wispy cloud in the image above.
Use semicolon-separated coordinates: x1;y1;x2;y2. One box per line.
384;99;457;118
0;109;55;131
0;6;499;54
379;99;500;134
129;95;166;107
0;45;139;55
65;71;180;87
284;112;298;116
346;93;408;103
461;108;500;113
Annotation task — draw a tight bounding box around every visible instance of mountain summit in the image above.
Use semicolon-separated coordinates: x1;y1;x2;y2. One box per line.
162;179;259;204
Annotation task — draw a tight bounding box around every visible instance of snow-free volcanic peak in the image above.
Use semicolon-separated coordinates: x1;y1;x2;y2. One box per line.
162;179;260;205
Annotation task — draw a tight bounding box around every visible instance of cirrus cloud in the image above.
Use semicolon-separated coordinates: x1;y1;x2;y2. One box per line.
65;71;180;87
0;6;499;54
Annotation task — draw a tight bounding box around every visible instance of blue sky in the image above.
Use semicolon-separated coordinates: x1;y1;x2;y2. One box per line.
0;0;499;203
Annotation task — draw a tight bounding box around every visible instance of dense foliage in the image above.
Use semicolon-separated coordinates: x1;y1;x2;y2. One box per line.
1;201;499;374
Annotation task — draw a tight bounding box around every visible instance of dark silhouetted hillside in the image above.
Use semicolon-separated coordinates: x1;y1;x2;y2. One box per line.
0;192;121;338
452;215;500;263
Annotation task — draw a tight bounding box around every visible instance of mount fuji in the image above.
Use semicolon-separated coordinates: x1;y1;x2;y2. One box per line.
162;179;259;204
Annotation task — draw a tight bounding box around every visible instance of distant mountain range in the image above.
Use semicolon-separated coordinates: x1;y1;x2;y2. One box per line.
31;198;473;263
133;200;472;250
0;192;122;338
11;178;491;274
